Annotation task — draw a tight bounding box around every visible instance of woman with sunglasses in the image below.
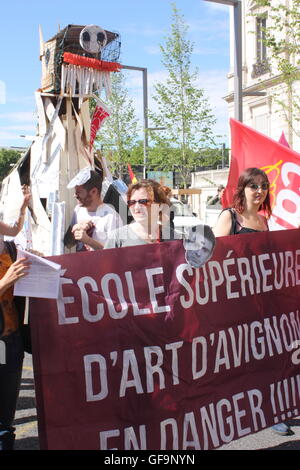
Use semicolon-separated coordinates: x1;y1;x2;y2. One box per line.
104;179;173;248
213;167;292;437
213;167;271;237
105;179;216;269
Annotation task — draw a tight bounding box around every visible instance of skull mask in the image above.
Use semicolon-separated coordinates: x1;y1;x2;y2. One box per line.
79;25;107;54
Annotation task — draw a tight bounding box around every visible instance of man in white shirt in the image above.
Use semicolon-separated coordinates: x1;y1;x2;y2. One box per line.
64;168;122;251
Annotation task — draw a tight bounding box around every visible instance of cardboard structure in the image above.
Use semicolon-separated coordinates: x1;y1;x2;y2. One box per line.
0;24;122;255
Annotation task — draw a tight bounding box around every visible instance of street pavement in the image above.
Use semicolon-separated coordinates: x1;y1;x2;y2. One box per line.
14;353;39;450
13;353;300;451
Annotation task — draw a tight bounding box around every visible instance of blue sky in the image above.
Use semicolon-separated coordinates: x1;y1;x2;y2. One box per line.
0;0;230;148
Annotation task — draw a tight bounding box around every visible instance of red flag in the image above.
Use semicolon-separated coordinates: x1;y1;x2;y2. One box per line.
90;105;110;150
223;118;300;230
279;131;290;148
127;163;137;184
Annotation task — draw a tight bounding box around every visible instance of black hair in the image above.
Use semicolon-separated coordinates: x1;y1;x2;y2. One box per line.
82;170;103;195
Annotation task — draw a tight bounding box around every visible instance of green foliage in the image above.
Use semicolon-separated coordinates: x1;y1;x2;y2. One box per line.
95;71;140;177
0;148;21;182
148;3;217;187
254;0;300;137
200;146;229;168
128;140;144;165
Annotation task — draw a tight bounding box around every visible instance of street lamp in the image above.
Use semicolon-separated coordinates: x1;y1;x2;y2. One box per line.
118;66;167;179
204;0;243;122
122;65;149;178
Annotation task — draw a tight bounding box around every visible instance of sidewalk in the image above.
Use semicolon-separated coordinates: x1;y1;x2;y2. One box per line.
14;353;39;450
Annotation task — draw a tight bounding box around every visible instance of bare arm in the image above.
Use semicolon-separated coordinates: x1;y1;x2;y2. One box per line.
0;214;27;237
0;257;31;296
213;210;232;237
0;185;31;237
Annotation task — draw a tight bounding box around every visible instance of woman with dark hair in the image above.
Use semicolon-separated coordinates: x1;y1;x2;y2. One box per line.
104;179;173;248
213;167;271;237
213;167;291;437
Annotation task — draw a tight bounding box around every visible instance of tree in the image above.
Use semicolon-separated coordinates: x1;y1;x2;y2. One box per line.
254;0;300;141
0;148;21;182
129;140;144;165
198;146;229;168
148;3;217;187
95;71;140;178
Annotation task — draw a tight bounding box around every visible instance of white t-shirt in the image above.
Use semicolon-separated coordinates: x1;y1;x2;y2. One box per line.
71;203;123;251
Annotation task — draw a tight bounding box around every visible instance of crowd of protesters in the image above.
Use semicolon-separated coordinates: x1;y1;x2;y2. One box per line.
0;165;295;450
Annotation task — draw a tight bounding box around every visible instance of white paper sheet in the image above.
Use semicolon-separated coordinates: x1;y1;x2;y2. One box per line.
13;249;61;299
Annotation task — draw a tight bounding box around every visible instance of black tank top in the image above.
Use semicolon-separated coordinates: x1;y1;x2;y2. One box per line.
238;227;261;234
224;208;268;235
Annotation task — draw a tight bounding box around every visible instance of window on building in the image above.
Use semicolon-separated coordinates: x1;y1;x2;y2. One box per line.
256;16;267;63
254;113;269;136
251;15;270;78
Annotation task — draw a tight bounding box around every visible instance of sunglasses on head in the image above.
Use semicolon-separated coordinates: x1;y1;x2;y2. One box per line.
247;182;269;191
127;198;152;207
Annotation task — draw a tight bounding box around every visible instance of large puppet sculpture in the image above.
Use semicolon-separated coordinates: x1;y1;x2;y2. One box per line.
0;24;121;255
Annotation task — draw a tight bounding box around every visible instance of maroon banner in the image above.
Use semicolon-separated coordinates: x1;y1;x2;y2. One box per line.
30;230;300;450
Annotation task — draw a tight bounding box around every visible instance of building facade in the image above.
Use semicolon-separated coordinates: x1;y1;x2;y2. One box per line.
225;0;300;150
